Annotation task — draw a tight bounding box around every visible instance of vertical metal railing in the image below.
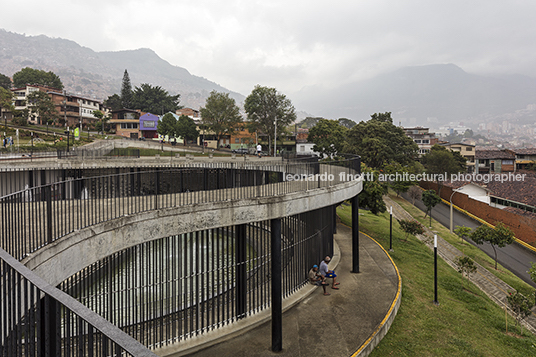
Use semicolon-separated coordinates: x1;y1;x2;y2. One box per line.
54;206;334;349
0;247;157;356
0;157;360;262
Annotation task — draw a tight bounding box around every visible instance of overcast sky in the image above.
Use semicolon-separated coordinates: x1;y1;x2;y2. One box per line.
4;0;536;97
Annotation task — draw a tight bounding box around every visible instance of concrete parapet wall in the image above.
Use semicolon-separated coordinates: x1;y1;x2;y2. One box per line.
24;179;362;286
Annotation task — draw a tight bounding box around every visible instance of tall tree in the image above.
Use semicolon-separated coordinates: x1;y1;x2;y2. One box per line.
120;70;133;109
359;164;388;214
421;144;466;195
157;113;177;139
13;67;63;89
0;73;11;89
27;90;58;125
131;84;181;114
338;118;356;129
307;119;347;157
0;88;14;119
344;112;418;169
200;91;242;149
244;85;296;155
104;94;123;111
175;115;199;145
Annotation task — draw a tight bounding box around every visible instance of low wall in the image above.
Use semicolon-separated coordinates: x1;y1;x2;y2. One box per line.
421;182;536;247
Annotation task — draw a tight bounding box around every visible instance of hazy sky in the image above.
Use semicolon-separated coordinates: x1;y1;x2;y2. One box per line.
3;0;536;97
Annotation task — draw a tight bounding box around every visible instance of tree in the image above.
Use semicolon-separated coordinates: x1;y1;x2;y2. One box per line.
131;84;181;114
93;110;109;134
344;112;418;169
200;91;242;148
0;87;14;119
337;118;356;129
383;161;422;196
507;290;533;335
157;113;177;139
454;225;472;242
421;144;466;195
408;186;422;205
175;115;199;145
104;94;123;111
244;85;296;155
0;73;11;89
455;256;477;288
121;70;133;109
13;67;63;89
422;190;441;228
27;90;58;125
398;219;424;241
470;222;515;270
359;164;388;215
307;119;347;157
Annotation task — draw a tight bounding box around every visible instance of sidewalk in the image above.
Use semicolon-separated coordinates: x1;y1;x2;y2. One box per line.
384;195;536;335
163;224;401;357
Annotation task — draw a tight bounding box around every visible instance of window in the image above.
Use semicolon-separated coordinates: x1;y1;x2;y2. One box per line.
422;139;429;144
466;147;473;151
414;139;422;144
235;138;239;143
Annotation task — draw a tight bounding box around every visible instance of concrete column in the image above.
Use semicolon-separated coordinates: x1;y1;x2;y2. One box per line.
271;218;282;352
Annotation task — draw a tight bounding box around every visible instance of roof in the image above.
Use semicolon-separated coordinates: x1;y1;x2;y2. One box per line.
445;170;536;206
440;142;475;147
513;148;536;156
475;149;515;160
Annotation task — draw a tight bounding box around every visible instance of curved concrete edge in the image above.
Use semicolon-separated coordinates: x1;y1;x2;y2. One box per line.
351;232;402;357
25;180;360;286
153;240;342;357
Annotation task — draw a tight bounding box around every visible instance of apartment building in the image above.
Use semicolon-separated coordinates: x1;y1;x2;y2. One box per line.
440;142;476;172
403;127;438;155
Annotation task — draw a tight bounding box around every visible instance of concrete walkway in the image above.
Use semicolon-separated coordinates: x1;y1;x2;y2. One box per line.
384;195;536;335
161;224;401;357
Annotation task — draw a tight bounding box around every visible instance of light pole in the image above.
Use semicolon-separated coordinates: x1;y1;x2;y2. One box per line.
273;118;277;157
433;234;439;305
389;206;393;251
449;187;462;233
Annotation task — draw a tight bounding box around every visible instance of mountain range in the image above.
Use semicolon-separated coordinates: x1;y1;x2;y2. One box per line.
293;64;536;127
2;28;536;128
0;29;243;110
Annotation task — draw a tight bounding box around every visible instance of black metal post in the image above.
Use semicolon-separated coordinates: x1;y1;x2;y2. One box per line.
333;204;337;234
235;224;247;319
271;218;282;352
389;206;393;251
434;234;439;305
352;195;360;273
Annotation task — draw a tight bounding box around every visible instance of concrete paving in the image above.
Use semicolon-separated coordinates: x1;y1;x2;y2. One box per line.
168;224;401;357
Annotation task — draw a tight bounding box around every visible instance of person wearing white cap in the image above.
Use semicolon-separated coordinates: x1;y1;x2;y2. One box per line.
319;256;339;289
308;264;329;295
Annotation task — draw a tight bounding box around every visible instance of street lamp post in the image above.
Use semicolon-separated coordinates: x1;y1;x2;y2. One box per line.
273;118;277;158
389;206;393;251
449;188;462;233
433;234;439;305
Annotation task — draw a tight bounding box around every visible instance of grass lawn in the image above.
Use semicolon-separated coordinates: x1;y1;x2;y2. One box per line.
337;203;536;357
390;193;535;298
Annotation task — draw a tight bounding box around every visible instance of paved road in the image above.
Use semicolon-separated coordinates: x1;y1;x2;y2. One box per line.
400;193;536;288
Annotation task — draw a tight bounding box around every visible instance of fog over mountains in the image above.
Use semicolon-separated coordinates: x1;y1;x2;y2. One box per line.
2;29;536;128
293;64;536;127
